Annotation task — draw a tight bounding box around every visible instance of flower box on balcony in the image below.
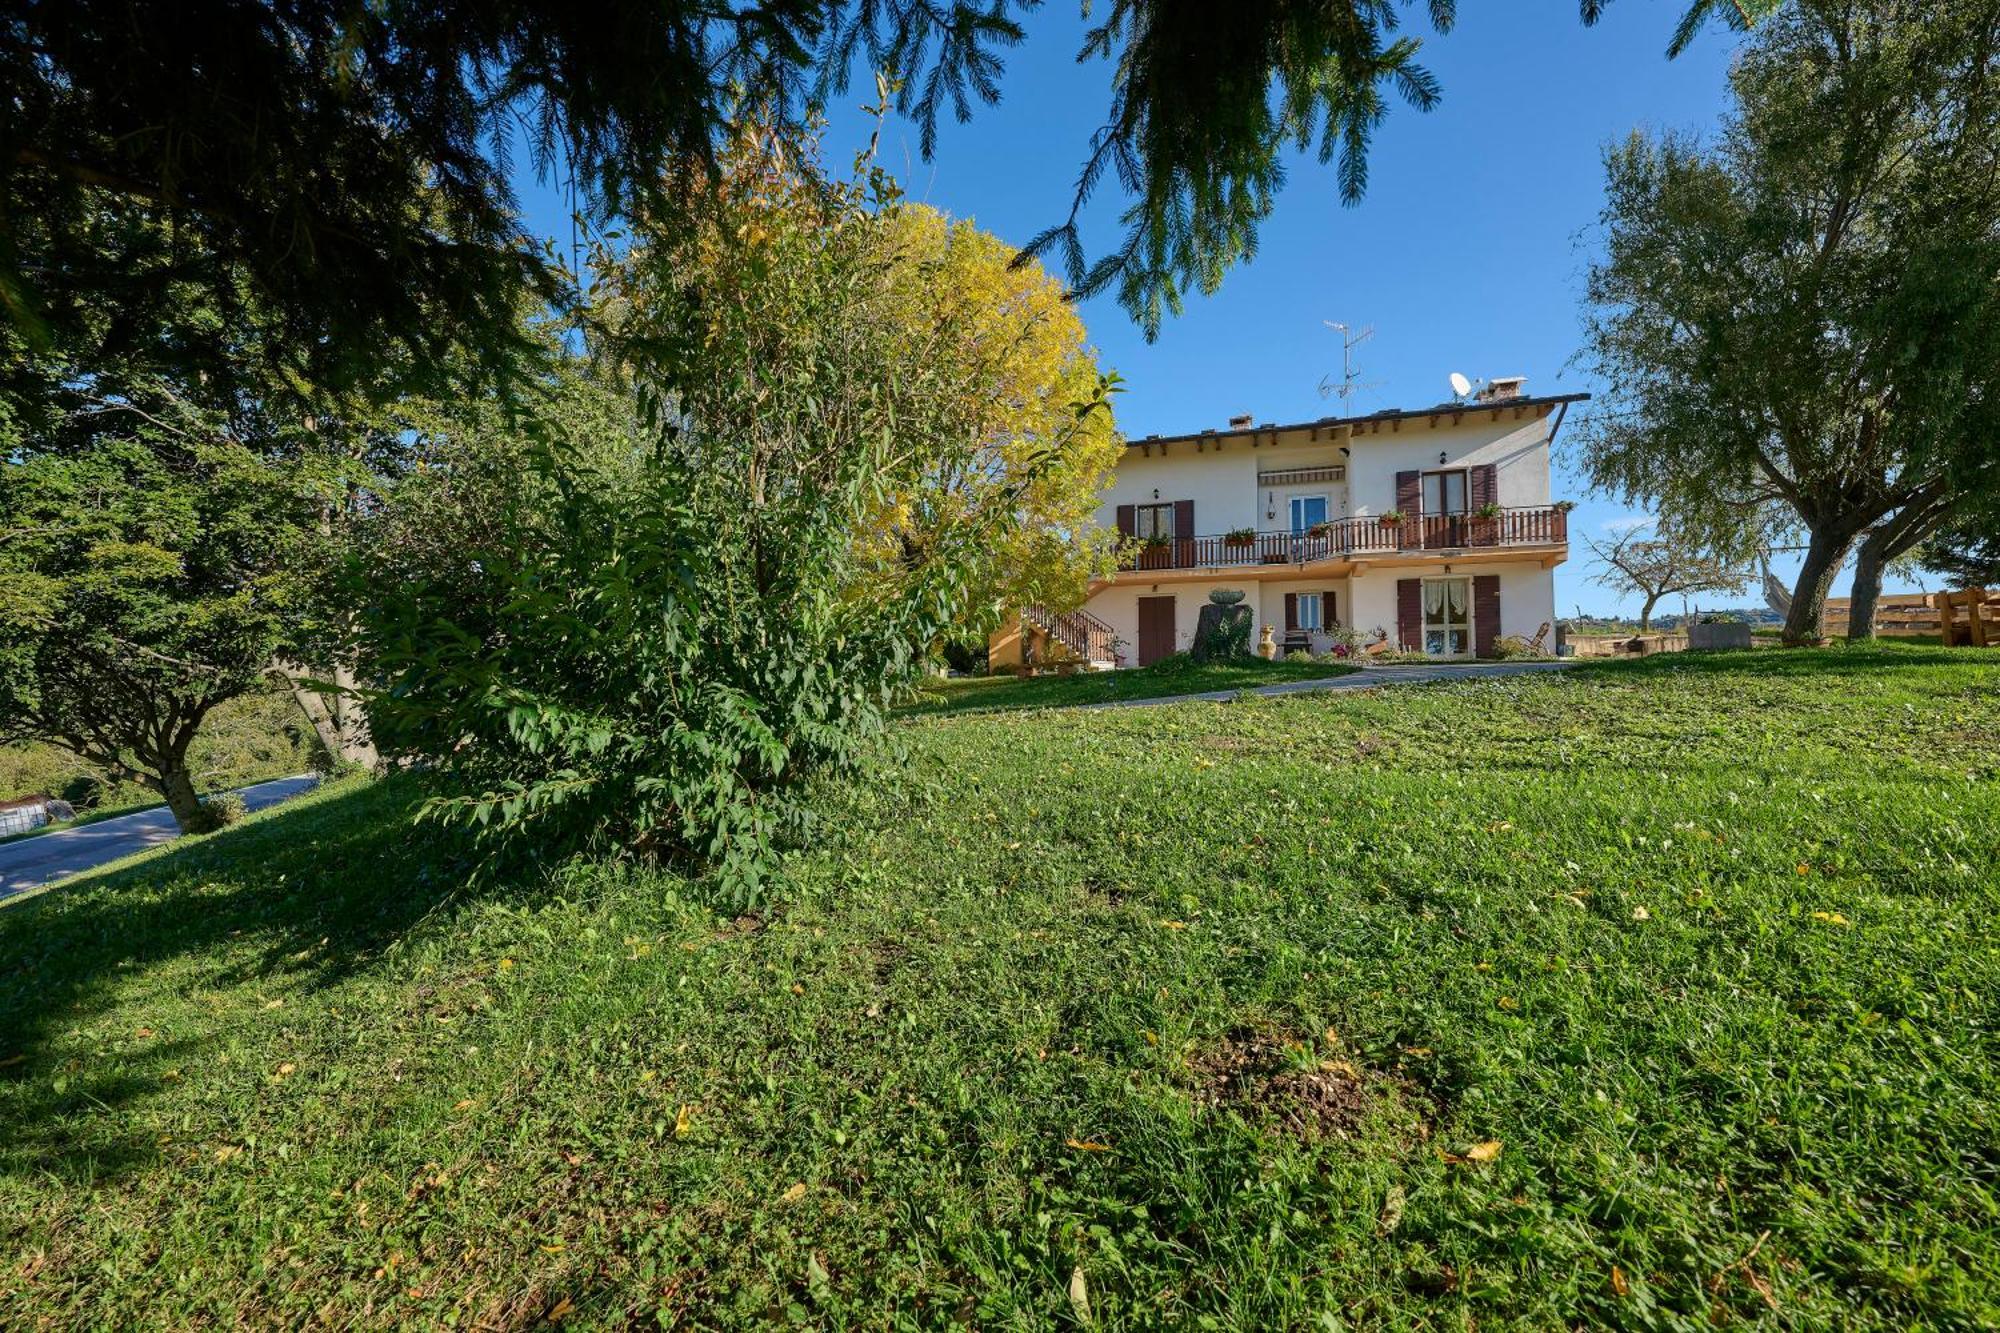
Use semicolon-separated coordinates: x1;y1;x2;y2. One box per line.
1222;529;1256;548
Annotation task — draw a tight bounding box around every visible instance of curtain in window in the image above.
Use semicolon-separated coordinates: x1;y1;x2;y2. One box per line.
1424;582;1447;618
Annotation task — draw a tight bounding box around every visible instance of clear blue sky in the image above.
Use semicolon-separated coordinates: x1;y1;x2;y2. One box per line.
511;1;1926;619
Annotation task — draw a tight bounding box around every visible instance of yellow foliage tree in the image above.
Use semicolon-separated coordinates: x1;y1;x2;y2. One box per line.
866;205;1123;641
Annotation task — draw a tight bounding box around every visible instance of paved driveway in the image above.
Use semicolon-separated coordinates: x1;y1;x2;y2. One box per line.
0;775;318;901
1088;659;1574;709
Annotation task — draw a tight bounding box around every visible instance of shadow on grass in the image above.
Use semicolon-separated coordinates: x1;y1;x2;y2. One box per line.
0;775;520;1183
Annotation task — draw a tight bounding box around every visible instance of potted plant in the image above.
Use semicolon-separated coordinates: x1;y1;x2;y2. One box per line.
1552;499;1576;513
1305;520;1332;540
1474;501;1502;519
1222;527;1256;548
1378;509;1405;525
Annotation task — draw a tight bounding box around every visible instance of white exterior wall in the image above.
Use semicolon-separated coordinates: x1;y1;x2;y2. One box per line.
1086;579;1272;666
1345;562;1556;652
1343;415;1553;516
1050;398;1572;666
1097;447;1259;536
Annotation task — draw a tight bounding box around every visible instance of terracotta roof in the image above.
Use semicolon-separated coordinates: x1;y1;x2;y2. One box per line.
1126;391;1590;450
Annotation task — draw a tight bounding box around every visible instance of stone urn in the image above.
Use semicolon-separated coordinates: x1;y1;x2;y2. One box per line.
1257;624;1278;660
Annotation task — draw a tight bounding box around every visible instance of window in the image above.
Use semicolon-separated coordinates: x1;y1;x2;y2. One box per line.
1289;494;1328;533
1423;578;1471;657
1422;470;1468;516
1134;503;1176;540
1296;592;1323;631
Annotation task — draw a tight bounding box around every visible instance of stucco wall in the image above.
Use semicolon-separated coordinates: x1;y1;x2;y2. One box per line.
1097;448;1259;536
1103;406;1560;540
1343;414;1554;516
1083;580;1268;666
1346;562;1556;652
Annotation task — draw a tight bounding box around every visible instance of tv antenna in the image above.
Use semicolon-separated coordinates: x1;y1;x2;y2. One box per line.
1319;321;1383;406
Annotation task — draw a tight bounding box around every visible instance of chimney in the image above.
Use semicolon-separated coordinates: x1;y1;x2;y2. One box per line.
1474;376;1527;403
1228;412;1254;430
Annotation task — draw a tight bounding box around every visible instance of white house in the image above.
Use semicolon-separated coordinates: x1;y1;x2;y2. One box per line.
993;378;1586;667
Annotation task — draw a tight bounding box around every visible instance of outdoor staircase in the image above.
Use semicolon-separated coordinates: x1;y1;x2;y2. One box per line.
1020;605;1118;669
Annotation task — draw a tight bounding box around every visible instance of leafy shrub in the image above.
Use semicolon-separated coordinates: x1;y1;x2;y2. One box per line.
360;135;1111;905
1316;624;1365;659
58;773;106;810
184;792;245;833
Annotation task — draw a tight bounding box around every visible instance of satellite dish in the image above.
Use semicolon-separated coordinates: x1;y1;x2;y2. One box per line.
1449;372;1473;399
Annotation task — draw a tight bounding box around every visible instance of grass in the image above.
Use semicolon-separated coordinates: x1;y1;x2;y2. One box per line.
905;655;1360;715
3;642;1997;1328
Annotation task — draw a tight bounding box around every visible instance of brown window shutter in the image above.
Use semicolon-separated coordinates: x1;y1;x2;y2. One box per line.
1396;578;1422;651
1115;504;1136;538
1284;592;1298;631
1324;590;1339;628
1474;574;1501;657
1470;464;1498;510
1395;469;1421;517
1172;498;1195;569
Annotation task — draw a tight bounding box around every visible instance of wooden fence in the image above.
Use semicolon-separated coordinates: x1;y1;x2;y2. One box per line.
1823;589;1997;644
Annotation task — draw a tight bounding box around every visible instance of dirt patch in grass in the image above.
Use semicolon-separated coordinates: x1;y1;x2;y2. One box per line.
1193;1027;1404;1141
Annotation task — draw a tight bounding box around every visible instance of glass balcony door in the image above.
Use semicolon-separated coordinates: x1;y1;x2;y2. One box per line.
1423;578;1472;658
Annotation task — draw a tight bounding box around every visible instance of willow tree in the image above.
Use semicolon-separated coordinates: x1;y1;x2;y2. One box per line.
1575;1;2000;644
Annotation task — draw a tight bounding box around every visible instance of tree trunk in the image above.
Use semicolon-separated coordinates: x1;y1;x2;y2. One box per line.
1638;594;1659;633
1781;530;1852;646
1846;529;1890;642
275;659;379;770
158;760;204;831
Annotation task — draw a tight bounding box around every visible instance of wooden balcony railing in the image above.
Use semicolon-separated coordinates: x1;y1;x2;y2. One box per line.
1117;505;1568;573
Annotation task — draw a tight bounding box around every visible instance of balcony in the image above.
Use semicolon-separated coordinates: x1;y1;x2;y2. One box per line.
1116;505;1568;573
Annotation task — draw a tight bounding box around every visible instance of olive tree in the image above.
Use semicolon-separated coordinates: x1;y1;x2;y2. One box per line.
1574;1;2000;644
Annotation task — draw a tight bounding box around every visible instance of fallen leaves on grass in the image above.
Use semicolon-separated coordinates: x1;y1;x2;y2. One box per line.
1066;1138;1111;1152
1610;1265;1630;1297
779;1182;808;1204
1810;911;1850;926
1442;1139;1502;1166
673;1104;693;1138
1067;1267;1091;1324
1377;1185;1406;1236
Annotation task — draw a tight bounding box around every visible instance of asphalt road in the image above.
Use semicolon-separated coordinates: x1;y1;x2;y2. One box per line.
1084;659;1574;709
0;775;319;901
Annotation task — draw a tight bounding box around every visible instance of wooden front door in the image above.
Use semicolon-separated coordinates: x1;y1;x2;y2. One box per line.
1137;596;1176;666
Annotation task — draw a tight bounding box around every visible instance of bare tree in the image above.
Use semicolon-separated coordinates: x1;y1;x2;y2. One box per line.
1587;527;1749;632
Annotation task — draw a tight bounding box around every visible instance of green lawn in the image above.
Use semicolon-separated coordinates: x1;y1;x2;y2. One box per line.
905;656;1360;715
3;644;1997;1328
